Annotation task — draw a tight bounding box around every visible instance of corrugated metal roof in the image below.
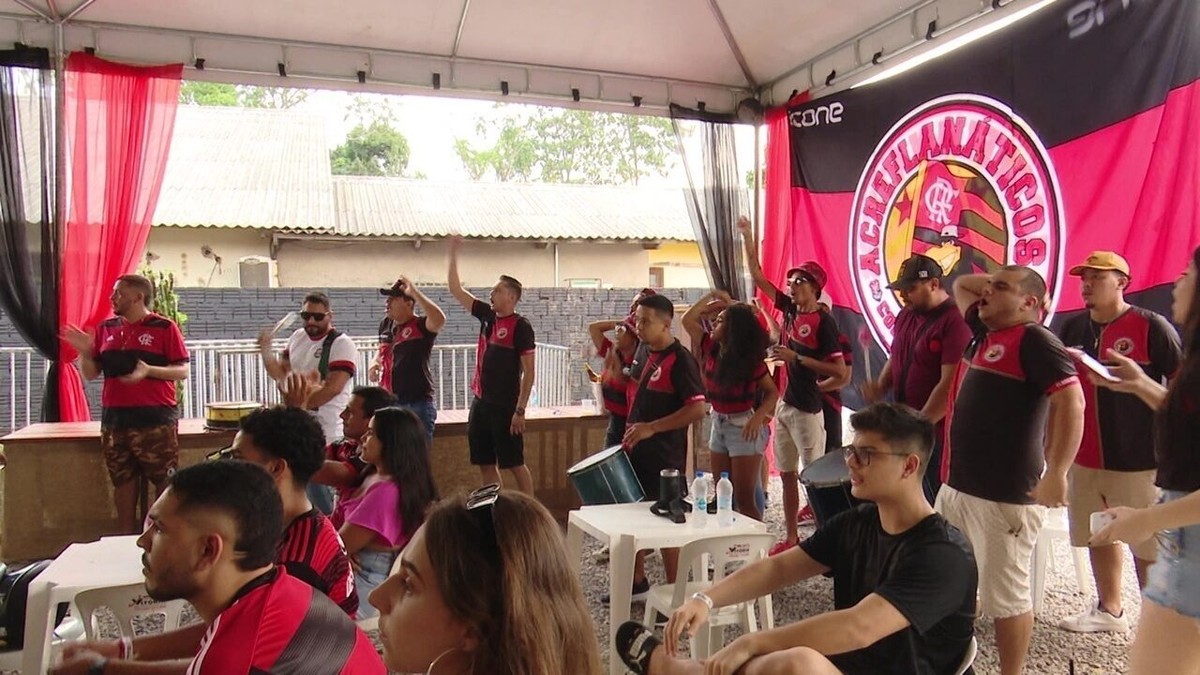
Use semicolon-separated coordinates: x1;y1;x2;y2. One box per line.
153;106;335;233
327;177;696;242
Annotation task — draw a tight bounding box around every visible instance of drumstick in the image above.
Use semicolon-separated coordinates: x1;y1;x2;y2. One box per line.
857;325;873;376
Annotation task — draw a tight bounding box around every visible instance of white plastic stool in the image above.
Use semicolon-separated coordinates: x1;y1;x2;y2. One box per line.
1032;507;1091;614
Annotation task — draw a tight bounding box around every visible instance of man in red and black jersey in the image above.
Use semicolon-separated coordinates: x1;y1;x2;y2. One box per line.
739;217;848;552
311;386;398;507
64;274;190;534
447;237;537;494
53;462;383;675
623;294;707;598
863;255;973;504
938;267;1084;675
1054;251;1181;633
377;276;445;444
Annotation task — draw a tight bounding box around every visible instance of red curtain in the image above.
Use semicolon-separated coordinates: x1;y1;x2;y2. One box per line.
57;53;182;420
760;91;808;309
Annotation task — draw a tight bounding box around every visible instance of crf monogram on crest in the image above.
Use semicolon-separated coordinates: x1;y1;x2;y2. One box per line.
924;178;959;226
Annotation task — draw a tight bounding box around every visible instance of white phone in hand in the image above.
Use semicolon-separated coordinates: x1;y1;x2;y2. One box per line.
1066;347;1121;383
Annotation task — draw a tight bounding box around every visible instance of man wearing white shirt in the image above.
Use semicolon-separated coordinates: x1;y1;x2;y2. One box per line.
259;292;358;513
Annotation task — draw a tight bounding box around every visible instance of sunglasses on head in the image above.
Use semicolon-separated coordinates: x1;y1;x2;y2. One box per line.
299;312;327;322
467;483;502;556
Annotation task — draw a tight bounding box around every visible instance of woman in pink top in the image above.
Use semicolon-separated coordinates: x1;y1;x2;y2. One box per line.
334;406;438;617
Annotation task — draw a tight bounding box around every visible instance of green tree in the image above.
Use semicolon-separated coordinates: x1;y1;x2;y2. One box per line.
330;119;411;176
453;108;676;184
178;81;308;109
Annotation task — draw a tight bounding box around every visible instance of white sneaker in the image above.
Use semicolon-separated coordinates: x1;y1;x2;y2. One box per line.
1058;604;1130;633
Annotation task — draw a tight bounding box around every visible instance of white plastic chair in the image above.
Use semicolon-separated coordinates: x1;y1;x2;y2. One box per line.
73;583;190;640
1031;507;1091;614
954;635;978;675
642;533;776;659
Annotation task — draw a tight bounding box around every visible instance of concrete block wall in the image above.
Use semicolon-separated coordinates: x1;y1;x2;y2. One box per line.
0;287;709;432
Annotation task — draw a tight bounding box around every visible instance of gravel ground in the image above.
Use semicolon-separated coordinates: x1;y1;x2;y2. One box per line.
10;477;1138;675
578;477;1141;675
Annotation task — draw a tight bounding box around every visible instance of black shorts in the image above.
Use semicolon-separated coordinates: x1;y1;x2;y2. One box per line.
468;397;525;469
629;445;686;501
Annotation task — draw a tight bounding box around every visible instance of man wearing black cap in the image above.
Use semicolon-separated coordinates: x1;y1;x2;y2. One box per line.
739;217;848;554
377;276;445;444
863;254;972;502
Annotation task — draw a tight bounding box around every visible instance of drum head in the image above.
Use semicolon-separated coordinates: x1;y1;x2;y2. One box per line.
567;445;625;474
800;450;850;488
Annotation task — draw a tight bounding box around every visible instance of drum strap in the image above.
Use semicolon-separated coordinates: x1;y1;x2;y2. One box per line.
895;302;950;405
317;330;342;380
627;348;667;417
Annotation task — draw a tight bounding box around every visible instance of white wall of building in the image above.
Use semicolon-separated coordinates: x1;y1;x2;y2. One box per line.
144;227;273;288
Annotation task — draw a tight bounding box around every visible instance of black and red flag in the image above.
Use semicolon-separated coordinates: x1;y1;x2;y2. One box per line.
761;0;1200;401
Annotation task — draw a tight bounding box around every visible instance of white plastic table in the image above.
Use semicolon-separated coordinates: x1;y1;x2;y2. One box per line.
22;535;144;675
566;503;768;675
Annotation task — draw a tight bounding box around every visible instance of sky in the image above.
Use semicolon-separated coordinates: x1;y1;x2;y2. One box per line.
293;89;759;186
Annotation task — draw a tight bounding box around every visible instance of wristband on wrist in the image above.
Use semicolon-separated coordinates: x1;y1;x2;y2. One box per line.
515;407;526;416
691;591;715;611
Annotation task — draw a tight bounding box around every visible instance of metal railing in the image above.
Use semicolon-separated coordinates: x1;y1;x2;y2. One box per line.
1;339;572;435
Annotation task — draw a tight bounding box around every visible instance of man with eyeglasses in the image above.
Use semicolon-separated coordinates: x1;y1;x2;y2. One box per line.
739;217;848;554
938;267;1084;675
258;291;358;445
614;402;977;675
862;254;972;504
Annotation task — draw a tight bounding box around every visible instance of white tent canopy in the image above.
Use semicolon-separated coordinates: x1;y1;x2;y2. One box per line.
0;0;1049;114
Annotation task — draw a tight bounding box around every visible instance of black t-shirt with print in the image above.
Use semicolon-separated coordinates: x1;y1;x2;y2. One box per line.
944;305;1079;504
626;339;706;471
387;316;439;404
470;300;536;409
801;505;977;675
1056;306;1181;471
773;289;844;414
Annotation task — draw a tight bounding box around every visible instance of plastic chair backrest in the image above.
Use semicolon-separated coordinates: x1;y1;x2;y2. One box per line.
73;583;190;640
670;533;776;609
953;635;978;675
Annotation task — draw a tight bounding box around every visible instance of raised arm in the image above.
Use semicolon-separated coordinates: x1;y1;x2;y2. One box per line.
952;274;990;314
738;216;782;299
446;236;478;312
587;320;620;353
400;275;447;333
63;325;101;380
680;290;729;354
257;329;291;381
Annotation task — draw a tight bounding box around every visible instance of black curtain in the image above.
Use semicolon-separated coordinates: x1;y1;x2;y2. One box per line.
0;47;61;421
670;104;749;300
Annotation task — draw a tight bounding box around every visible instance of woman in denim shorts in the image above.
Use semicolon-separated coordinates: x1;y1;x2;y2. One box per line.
1091;246;1200;674
334;407;439;617
682;293;779;520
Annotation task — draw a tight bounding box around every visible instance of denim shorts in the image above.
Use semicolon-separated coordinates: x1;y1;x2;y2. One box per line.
1143;490;1200;620
354;549;397;619
708;410;768;457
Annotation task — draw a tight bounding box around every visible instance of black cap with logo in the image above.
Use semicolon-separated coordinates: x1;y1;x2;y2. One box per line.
886;254;944;290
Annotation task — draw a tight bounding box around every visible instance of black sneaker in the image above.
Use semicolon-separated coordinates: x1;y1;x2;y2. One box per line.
615;621;661;675
601;577;651;605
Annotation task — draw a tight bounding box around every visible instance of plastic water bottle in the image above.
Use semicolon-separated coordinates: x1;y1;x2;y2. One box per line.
691;472;709;526
716;472;734;527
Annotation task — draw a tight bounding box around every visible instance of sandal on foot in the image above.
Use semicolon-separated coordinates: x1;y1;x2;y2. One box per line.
615;621;661;674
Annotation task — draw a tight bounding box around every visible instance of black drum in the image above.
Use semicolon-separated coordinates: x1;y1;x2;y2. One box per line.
800;450;865;527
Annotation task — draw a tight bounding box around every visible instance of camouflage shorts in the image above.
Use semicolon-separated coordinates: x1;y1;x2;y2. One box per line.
101;424;180;486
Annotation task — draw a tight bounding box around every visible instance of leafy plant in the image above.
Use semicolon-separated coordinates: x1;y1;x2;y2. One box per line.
139;266;188;405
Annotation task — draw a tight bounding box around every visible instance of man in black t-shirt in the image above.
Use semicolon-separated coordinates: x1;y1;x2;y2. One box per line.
615;402;976;675
447;237;537;494
623;294;707;599
378;276;446;444
939;267;1084;675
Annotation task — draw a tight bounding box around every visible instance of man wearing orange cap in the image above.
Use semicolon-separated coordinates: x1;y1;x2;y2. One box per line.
1054;251;1181;633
